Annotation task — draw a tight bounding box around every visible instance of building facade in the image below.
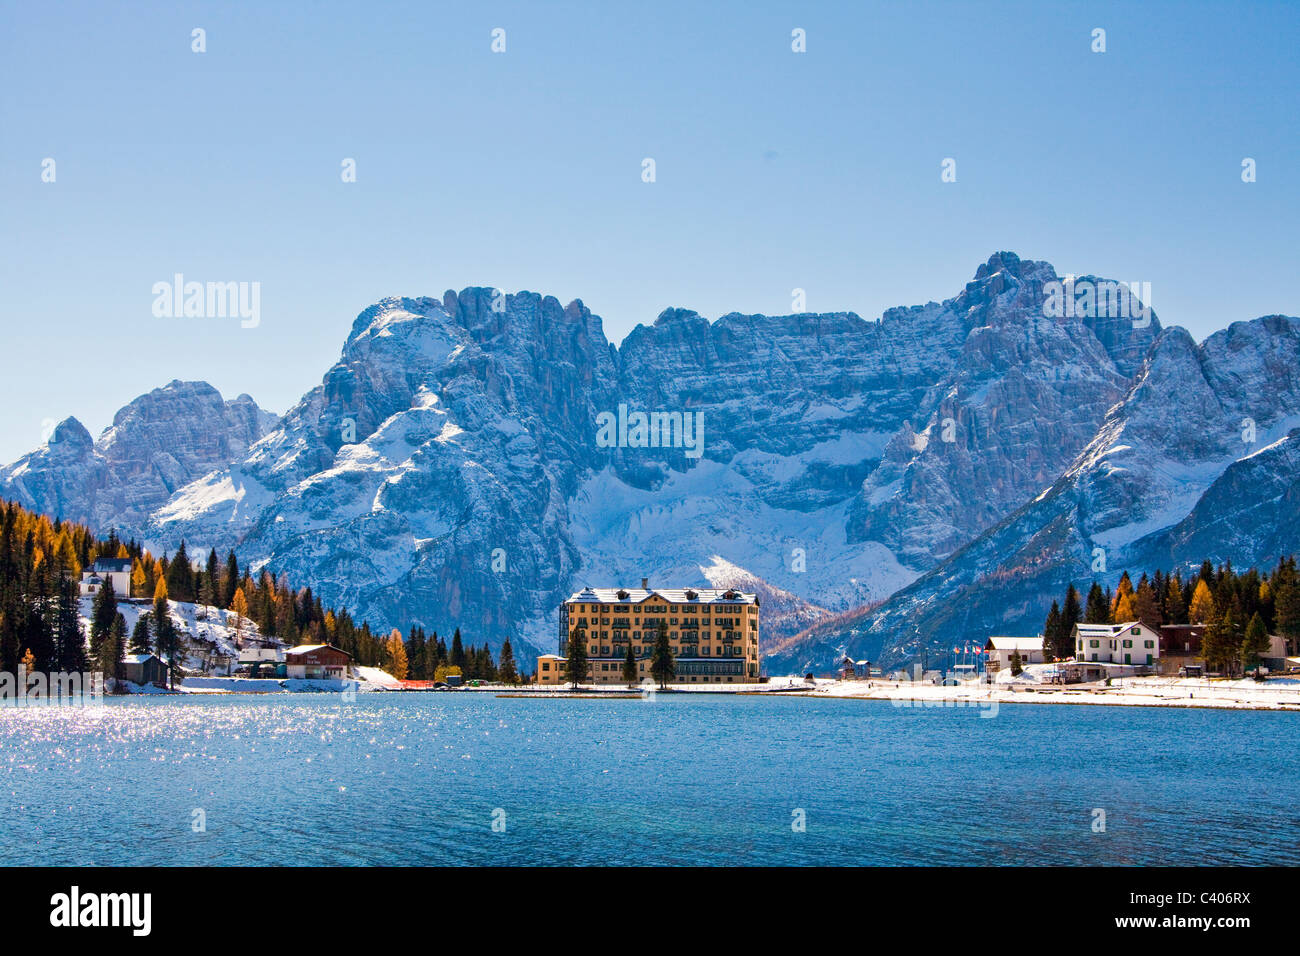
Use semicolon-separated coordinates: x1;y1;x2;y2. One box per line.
284;644;352;680
80;558;132;598
1072;622;1160;667
547;583;760;685
983;636;1046;672
122;653;167;687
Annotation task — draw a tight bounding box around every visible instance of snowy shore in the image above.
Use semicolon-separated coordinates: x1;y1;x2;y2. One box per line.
792;670;1300;712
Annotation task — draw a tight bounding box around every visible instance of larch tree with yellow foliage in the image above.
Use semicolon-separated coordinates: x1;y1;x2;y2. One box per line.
384;629;409;679
153;577;177;690
229;587;249;644
1189;579;1217;626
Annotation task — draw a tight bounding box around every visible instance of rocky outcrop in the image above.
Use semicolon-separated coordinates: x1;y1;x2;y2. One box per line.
0;381;277;533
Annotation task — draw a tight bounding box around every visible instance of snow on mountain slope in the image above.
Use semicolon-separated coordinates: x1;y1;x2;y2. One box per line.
7;255;1291;675
80;596;283;677
769;314;1300;673
0;381;276;533
846;254;1161;568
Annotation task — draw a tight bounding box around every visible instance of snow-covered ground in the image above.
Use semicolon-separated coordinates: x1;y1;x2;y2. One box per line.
352;666;403;690
791;673;1300;711
81;595;284;678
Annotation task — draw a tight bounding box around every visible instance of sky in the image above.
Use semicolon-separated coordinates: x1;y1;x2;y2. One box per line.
1;0;1297;462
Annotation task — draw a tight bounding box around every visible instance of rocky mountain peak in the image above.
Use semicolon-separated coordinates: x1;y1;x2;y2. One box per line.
49;417;94;451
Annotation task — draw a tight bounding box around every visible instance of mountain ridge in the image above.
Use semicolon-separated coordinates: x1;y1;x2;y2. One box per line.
4;254;1294;672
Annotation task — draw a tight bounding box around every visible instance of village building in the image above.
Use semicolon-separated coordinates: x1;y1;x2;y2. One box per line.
983;636;1045;672
237;645;283;676
535;654;567;684
122;653;167;688
1157;623;1204;675
545;581;760;685
284;644;352;680
839;657;870;680
1072;621;1160;667
1261;633;1291;673
79;557;132;598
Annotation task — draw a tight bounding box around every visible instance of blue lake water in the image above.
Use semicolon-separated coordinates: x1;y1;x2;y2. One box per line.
2;693;1296;866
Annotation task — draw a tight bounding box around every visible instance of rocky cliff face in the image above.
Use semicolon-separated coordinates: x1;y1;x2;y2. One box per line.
0;381;276;534
6;254;1292;673
768;314;1300;673
845;254;1161;568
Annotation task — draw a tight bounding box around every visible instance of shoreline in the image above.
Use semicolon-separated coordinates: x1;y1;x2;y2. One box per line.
792;675;1300;713
88;674;1300;713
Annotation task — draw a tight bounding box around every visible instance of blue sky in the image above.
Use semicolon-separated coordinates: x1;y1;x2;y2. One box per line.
1;0;1296;462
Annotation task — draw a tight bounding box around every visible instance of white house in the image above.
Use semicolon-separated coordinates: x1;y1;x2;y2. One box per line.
1072;621;1160;667
80;558;132;598
237;646;284;666
984;636;1045;671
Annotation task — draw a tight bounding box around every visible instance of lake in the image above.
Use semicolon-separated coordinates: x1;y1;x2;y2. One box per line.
2;693;1295;866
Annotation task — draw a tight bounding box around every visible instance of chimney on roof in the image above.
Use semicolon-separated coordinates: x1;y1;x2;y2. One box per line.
641;577;648;590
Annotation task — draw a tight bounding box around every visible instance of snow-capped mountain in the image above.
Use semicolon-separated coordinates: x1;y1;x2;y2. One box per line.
4;254;1293;673
146;254;1123;664
0;380;277;534
768;314;1300;673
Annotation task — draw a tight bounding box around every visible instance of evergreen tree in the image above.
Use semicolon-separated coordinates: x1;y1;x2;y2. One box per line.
1241;611;1270;673
650;619;675;689
1133;575;1162;626
1275;573;1300;655
1042;601;1060;662
1084;582;1110;624
99;612;126;690
1204;606;1237;676
407;627;426;681
1164;575;1188;625
622;639;638;684
567;625;589;689
54;571;86;672
1009;649;1023;677
1060;584;1082;658
166;540;194;602
498;638;519;685
130;614;152;654
450;629;466;669
88;574;119;663
223;551;240;607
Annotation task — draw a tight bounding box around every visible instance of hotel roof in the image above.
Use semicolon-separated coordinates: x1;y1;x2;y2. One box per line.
565;587;758;606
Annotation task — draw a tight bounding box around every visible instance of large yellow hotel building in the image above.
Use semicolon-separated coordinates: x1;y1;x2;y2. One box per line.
537;581;761;685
